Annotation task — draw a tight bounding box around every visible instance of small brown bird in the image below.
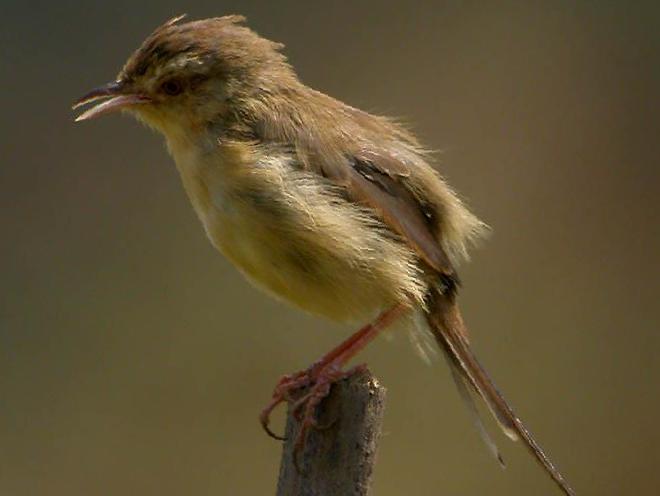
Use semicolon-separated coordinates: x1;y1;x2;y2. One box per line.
73;15;574;494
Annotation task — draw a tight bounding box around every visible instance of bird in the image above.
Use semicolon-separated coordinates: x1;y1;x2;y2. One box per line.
73;15;574;495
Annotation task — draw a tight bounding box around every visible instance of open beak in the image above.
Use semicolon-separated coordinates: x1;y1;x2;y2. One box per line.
72;81;150;122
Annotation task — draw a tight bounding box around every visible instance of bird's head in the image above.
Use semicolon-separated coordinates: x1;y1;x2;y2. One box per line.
73;15;295;136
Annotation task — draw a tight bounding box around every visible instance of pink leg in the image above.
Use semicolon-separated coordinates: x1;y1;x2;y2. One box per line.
259;303;409;451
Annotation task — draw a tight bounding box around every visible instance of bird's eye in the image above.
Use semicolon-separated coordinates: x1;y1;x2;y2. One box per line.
161;79;183;96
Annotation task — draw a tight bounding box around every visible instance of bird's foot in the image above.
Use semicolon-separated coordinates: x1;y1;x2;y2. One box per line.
259;361;367;457
259;369;313;440
259;305;408;467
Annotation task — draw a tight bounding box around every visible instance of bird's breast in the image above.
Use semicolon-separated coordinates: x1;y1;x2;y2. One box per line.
167;136;425;322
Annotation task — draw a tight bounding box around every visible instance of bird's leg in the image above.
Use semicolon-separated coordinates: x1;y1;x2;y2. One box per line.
259;303;409;450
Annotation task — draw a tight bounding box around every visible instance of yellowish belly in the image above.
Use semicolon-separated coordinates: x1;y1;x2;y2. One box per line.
203;204;391;322
171;140;426;322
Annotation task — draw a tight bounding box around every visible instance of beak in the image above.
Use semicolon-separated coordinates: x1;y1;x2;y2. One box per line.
72;81;150;122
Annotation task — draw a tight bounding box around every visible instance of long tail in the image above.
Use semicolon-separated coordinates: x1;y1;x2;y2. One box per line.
425;290;575;496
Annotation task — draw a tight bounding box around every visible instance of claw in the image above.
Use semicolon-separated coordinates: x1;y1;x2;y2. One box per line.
258;371;311;440
261;362;368;473
259;405;287;440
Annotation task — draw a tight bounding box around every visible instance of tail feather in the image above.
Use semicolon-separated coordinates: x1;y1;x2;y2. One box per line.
426;291;575;496
447;355;507;468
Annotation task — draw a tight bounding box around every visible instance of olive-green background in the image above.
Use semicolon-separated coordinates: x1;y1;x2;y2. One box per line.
2;1;658;495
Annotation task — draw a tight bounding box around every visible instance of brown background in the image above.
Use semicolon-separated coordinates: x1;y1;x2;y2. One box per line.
2;1;659;495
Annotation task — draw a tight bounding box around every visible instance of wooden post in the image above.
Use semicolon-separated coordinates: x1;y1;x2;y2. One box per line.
276;369;387;496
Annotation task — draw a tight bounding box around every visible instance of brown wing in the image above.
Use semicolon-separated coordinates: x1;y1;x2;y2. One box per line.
314;147;459;288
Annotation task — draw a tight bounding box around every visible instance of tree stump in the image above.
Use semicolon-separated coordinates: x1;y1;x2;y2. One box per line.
276;369;387;496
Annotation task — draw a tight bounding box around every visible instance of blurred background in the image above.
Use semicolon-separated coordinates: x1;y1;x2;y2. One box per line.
1;1;659;495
